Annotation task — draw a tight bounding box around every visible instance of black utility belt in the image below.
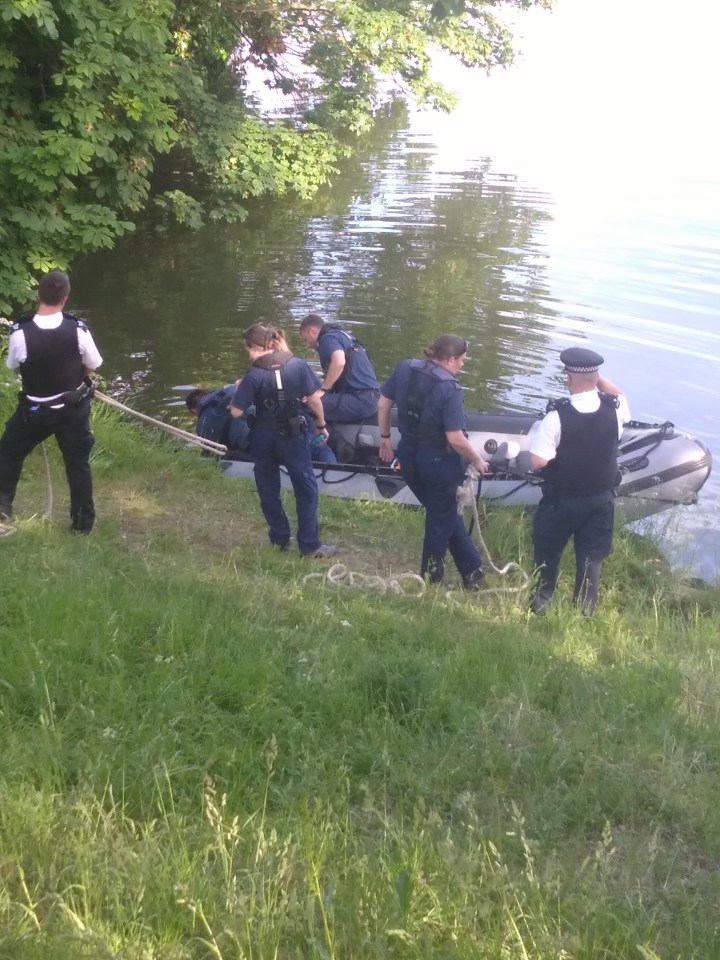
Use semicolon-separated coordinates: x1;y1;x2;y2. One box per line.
20;378;94;410
256;415;306;437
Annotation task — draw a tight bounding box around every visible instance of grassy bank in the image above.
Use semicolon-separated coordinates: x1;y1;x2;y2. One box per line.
0;386;719;960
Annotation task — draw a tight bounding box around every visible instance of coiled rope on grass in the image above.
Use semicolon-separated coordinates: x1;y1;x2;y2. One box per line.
302;470;531;598
303;563;426;596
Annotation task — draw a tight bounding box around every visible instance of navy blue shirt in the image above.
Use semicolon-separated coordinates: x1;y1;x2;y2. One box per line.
196;386;234;443
381;359;466;439
317;327;379;393
231;355;321;421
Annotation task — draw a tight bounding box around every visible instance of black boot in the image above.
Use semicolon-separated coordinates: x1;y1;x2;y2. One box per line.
462;568;485;592
530;560;559;616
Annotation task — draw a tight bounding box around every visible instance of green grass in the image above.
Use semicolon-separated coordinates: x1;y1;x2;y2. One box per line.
1;385;719;959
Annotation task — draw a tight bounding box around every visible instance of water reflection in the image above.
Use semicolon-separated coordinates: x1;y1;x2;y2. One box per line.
73;106;558;416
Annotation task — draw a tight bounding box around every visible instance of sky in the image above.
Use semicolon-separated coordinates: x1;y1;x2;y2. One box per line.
412;0;720;189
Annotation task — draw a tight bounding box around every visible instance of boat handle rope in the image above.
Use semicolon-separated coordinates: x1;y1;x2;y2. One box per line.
617;420;674;457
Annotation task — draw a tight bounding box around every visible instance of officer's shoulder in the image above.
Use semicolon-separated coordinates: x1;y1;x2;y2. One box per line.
63;311;88;331
599;391;620;409
10;313;33;332
545;396;570;413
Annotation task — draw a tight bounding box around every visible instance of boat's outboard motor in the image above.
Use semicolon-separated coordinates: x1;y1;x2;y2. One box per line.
487;441;525;475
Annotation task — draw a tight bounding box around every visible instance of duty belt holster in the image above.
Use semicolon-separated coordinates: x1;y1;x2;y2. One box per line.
277;414;305;438
19;377;95;425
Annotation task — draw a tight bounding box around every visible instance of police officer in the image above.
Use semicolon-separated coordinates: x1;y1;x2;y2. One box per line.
378;334;489;589
0;270;102;533
528;346;631;616
298;313;380;423
229;323;336;557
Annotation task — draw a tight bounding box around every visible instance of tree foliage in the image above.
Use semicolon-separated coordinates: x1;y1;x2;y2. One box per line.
0;0;551;313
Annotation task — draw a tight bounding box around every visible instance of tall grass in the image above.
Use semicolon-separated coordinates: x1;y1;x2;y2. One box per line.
1;382;719;958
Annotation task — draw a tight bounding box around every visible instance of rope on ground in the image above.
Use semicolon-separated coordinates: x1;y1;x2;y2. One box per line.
303;563;426;597
94;390;228;457
457;468;531;597
40;442;53;519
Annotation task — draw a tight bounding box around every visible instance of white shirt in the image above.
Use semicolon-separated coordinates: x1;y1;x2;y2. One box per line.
6;311;103;401
529;389;631;462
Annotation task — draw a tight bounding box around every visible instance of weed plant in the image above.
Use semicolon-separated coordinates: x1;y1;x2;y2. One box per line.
0;382;719;959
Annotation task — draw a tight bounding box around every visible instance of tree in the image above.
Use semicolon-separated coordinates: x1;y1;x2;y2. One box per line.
0;0;551;313
0;0;179;311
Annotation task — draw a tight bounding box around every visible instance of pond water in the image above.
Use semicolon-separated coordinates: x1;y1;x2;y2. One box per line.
71;0;720;581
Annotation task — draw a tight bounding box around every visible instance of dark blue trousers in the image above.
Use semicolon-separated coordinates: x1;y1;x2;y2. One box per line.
532;489;615;614
0;401;95;530
250;426;321;555
398;441;482;583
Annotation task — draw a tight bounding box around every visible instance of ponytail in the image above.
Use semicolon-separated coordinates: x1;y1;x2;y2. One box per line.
423;334;468;361
243;323;284;351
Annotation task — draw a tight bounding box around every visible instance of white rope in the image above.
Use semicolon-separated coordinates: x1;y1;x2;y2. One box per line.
457;469;531;596
40;442;53;519
303;562;426;597
94;390;228;457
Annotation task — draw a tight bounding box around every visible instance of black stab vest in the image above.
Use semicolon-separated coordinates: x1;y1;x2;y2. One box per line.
18;313;84;397
398;360;457;448
252;351;301;425
541;393;620;496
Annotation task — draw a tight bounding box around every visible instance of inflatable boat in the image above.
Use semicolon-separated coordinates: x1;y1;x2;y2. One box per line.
219;410;712;523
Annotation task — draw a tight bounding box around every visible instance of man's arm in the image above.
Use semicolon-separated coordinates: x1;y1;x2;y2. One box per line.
77;326;102;373
529;453;549;470
5;329;25;370
305;389;329;440
229;404;245;419
377;394;394;463
597;374;622;396
528;410;561;471
321;349;346;393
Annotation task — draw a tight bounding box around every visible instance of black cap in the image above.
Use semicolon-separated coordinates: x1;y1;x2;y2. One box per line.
560;347;604;373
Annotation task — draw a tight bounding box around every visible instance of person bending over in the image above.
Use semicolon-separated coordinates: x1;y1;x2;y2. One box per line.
186;386;251;451
299;313;380;424
229;323;336;558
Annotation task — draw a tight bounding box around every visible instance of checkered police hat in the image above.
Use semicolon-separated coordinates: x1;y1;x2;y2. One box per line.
560;347;604;373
